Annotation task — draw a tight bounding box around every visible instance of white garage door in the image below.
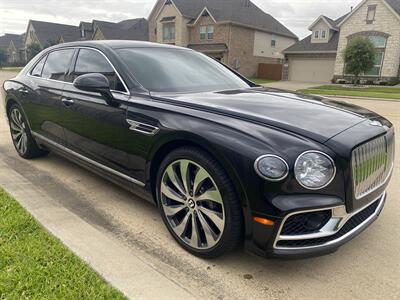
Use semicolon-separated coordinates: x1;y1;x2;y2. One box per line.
288;57;336;83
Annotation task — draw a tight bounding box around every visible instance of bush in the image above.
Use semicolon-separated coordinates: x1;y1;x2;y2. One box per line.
343;37;376;84
0;48;7;68
26;43;42;61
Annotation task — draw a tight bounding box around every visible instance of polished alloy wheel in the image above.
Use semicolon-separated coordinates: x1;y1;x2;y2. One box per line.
10;108;28;155
160;159;225;250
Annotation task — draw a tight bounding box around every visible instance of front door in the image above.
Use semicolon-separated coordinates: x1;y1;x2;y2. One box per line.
61;48;139;178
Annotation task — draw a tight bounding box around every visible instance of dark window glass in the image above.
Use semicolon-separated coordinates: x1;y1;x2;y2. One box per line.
31;55;47;77
73;49;126;92
41;49;74;81
116;48;249;93
367;5;376;24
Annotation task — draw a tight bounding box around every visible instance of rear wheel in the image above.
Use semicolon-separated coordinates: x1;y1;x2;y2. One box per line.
8;104;48;159
156;147;243;258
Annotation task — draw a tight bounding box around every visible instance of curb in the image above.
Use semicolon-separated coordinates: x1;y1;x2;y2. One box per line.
0;157;196;300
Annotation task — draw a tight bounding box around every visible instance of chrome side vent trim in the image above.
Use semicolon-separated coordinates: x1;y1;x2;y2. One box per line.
126;119;159;136
351;134;395;199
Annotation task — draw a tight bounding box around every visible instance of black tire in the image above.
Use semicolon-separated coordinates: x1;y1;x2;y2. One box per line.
156;146;243;258
8;103;49;159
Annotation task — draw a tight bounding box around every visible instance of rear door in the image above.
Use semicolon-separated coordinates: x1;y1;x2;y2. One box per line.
61;48;140;178
24;48;76;144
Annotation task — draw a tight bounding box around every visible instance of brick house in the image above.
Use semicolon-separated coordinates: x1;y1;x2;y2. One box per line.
284;0;400;84
25;20;80;49
148;0;298;77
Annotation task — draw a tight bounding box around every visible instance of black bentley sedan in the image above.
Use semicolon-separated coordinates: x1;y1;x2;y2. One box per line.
3;41;394;259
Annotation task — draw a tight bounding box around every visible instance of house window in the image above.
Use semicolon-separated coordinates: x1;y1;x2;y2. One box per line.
271;34;277;47
363;35;387;76
365;52;384;76
200;25;214;40
368;35;386;48
367;5;377;24
314;31;319;39
207;25;214;40
163;23;175;40
200;26;206;40
321;30;326;38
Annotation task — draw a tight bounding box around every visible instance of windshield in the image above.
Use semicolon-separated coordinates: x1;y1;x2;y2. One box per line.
116;47;250;93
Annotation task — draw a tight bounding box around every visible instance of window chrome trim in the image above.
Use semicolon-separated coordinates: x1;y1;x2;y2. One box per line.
254;154;289;182
273;192;386;250
27;46;130;95
31;131;145;187
294;150;336;190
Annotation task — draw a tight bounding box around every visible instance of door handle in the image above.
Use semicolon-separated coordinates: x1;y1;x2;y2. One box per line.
61;97;74;106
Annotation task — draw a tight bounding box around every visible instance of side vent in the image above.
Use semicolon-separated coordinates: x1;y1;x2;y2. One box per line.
126;119;159;136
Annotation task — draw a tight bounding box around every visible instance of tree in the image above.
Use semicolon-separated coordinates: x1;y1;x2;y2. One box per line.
0;48;7;69
26;43;42;61
45;39;58;48
343;37;376;84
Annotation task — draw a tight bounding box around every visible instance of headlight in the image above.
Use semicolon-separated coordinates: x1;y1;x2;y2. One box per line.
254;155;289;181
294;151;336;189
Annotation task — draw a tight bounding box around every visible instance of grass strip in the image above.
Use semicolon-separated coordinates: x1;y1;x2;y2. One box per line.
0;189;126;299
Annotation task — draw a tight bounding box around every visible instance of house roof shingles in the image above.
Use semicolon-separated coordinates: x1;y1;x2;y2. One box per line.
30;20;80;46
284;14;348;54
172;0;297;39
385;0;400;14
188;43;228;52
94;18;149;41
0;33;24;50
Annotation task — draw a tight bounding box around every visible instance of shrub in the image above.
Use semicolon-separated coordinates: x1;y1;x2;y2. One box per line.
343;37;376;85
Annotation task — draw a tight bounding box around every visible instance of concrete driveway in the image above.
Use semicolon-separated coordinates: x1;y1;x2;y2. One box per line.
264;81;323;91
1;71;399;300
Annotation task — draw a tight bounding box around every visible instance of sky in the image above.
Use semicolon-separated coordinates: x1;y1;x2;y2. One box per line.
0;0;361;39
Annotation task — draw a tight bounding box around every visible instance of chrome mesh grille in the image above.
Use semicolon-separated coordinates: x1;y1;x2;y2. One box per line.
352;134;394;199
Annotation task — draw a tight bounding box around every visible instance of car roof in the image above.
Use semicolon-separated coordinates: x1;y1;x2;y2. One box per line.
50;40;189;51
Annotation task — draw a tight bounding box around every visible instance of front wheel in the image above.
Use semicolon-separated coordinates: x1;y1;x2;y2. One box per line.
8;104;48;159
156;147;243;258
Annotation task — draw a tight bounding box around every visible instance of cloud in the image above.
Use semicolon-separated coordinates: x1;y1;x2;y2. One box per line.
1;0;360;39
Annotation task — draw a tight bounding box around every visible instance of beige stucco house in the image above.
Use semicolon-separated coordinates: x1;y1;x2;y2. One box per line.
284;0;400;84
148;0;298;77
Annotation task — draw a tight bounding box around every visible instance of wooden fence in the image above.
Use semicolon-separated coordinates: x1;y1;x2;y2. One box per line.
257;63;283;80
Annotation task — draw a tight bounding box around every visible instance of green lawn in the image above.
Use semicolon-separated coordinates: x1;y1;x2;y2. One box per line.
249;78;277;85
0;189;126;299
0;67;23;72
299;85;400;100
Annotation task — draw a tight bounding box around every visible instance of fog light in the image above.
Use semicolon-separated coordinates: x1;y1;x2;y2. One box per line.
282;210;332;235
303;212;330;231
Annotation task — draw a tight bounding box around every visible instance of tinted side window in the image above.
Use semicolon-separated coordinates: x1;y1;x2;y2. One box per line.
31;55;47;77
42;49;75;81
74;49;126;92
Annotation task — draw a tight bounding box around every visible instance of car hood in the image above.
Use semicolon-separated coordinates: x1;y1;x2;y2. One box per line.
150;87;384;143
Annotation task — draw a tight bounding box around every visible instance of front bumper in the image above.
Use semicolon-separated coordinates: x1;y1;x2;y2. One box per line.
247;192;386;259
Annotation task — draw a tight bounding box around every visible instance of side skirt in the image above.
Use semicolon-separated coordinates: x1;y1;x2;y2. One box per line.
31;132;155;204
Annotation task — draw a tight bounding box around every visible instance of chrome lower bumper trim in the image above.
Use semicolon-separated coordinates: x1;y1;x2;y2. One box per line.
274;192;386;250
32;131;146;187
